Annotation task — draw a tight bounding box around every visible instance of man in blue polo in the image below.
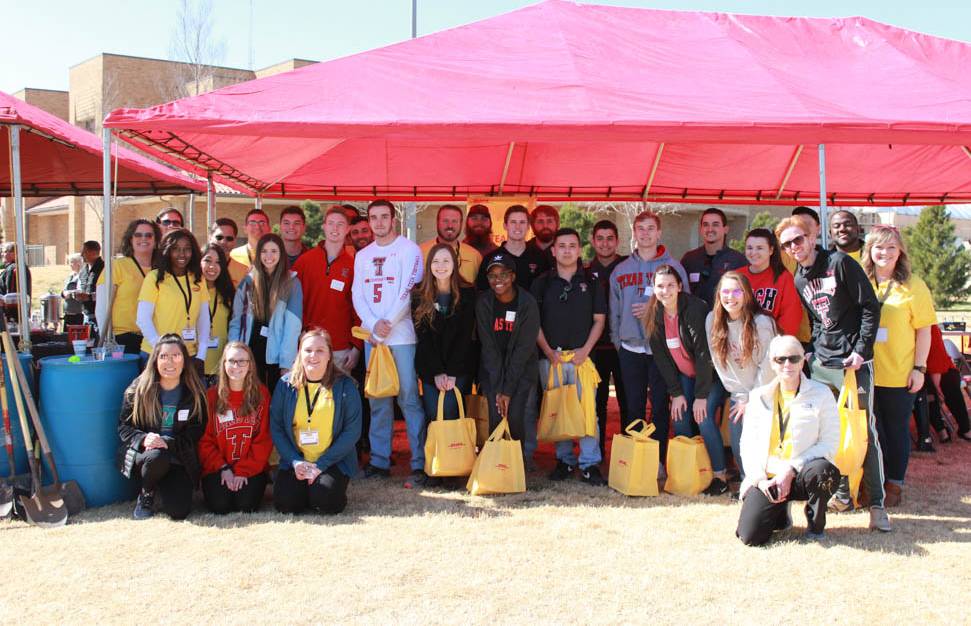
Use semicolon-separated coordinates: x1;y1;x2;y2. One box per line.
680;208;746;306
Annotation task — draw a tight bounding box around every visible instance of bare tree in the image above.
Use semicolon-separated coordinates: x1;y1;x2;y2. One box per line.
167;0;227;98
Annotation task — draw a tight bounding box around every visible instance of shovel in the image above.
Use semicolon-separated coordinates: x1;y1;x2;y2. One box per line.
1;334;67;527
2;332;85;516
0;365;18;516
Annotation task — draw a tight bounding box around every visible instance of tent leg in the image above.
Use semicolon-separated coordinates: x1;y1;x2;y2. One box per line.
206;173;215;225
187;192;195;233
818;143;828;248
102;128;113;343
9;126;30;351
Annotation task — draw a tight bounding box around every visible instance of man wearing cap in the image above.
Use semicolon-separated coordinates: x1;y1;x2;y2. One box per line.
477;205;551;292
463;204;498;257
419;205;482;284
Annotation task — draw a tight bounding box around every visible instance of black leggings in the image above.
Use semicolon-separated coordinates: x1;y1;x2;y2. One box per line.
201;472;268;514
135;448;194;520
274;466;349;515
934;369;971;434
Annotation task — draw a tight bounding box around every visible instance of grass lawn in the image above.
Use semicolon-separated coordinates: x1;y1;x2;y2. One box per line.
1;413;969;624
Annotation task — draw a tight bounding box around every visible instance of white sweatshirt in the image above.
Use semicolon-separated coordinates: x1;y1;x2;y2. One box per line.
352;235;423;345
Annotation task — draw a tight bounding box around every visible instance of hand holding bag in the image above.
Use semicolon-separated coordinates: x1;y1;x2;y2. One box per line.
664;435;713;496
561;351;602;437
352;326;399;399
608;420;659;496
833;369;868;502
424;389;478;477
464;384;491;448
537;361;586;442
466;418;526;495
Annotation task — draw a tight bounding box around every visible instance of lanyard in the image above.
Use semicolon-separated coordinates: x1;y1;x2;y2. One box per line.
172;273;193;324
877;280;895;305
775;386;798;446
209;292;219;325
131;256;146;278
303;384;323;424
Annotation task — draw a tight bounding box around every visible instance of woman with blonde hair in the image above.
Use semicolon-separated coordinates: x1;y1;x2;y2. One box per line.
117;334;208;520
198;342;272;513
861;224;936;506
706;271;777;477
229;233;302;388
270;329;362;515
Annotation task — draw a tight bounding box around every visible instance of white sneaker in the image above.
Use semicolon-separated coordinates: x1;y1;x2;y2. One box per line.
869;506;892;532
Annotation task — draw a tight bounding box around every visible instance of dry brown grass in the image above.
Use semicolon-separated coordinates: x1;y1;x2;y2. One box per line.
29;264;70;299
1;433;969;625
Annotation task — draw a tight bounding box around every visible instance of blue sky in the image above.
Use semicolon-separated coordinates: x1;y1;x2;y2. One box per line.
4;0;970;94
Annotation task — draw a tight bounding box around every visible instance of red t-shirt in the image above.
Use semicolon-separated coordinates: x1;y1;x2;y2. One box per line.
292;244;362;351
664;312;696;377
927;324;955;375
739;266;803;337
198;385;273;478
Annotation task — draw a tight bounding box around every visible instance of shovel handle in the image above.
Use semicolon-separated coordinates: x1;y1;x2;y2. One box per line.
0;367;15;477
1;332;41;492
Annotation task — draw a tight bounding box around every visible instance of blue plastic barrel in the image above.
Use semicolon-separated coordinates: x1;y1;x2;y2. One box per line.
0;353;33;478
38;355;140;507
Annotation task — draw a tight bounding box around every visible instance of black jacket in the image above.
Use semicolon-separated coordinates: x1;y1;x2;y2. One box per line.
648;293;716;399
413;286;476;381
476;288;540;397
793;248;880;367
116;381;207;482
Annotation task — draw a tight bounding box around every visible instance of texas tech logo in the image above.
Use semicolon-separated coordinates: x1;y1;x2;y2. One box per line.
372;257;387;276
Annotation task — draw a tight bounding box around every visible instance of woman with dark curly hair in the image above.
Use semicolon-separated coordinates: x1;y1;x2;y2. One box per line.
96;219;162;354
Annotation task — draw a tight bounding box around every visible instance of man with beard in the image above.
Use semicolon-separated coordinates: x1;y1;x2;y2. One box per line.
527;205;559;260
348;216;374;251
463;204;497;257
419;204;482;284
829;210;864;262
680;208;747;306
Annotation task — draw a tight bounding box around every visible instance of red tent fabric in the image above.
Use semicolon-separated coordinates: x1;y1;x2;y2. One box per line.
105;0;971;205
1;90;204;196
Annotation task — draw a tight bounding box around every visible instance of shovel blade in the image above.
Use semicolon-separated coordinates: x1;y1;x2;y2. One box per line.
57;481;86;516
19;491;68;528
0;484;13;517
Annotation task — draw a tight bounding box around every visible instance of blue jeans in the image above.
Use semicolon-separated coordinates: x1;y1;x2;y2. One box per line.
671;375;727;473
727;394;746;479
617;348;671;460
539;359;601;469
365;343;427;471
421;376;471;421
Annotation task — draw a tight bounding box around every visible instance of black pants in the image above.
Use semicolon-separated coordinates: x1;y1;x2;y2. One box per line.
273;466;349;515
736;458;840;547
935;369;971;434
116;331;144;355
201;472;268;514
63;313;84;329
352;354;371;452
135;448;194;520
592;347;628;457
483;380;536;449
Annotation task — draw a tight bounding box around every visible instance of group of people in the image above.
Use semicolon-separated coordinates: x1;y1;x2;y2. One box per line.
99;198;966;546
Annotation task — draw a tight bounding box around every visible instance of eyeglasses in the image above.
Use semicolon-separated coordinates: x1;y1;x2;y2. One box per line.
213;235;235;242
559;283;573;303
247;220;269;227
226;358;251;367
132;232;154;239
780;234;806;251
720;288;743;297
487;271;513;282
159;219;182;227
772;355;804;364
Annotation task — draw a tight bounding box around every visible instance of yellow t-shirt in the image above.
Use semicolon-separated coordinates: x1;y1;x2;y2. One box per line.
229;245;254;269
419;239;482;285
871;276;937;388
204;286;231;376
292;383;335;463
137;270;209;356
227;257;249;288
767;388;797;476
782;251;812;343
846;248;862;263
96;256;151;335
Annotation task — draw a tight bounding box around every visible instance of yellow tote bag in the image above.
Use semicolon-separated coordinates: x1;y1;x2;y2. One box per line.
561;351;601;437
833;369;868;502
424;389;478;477
465;384;491;448
719;398;732;447
352;327;399;399
467;418;526;495
608;420;659;496
664;435;713;496
537;362;586;442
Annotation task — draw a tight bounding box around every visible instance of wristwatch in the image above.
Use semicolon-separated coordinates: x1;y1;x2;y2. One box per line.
913;365;927;374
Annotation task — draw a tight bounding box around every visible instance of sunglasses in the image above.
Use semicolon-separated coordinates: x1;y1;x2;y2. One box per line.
559;283;573;303
226;358;250;367
132;232;155;239
720;288;743;297
213;234;235;242
158;219;182;227
780;234;806;251
772;355;804;364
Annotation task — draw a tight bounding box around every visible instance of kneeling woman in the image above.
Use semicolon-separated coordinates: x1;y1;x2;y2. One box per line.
198;342;272;513
270;329;362;514
736;336;840;546
117;334;208;520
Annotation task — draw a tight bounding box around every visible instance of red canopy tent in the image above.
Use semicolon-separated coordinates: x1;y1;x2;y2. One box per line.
105;0;971;208
2;90;203;346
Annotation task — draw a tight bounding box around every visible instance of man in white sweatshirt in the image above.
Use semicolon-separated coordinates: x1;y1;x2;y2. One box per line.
352;200;427;486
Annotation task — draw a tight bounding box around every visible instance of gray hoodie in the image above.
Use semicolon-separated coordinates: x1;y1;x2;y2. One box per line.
608;245;690;351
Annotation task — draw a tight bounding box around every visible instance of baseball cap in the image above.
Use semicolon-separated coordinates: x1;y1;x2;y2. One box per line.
486;254;516;273
468;204;490;218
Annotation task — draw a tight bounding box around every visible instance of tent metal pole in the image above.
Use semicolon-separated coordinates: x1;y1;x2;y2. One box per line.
818;143;828;248
102;127;113;343
775;145;803;199
206;173;215;225
187;192;195;232
642;143;665;200
255;194;263;212
9;126;30;351
498;142;515;194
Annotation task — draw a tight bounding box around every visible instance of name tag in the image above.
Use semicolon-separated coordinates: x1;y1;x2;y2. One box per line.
208;337;220;348
689;272;701;282
876;327;889;343
177;409;189;422
181;328;196;341
290;270;298;278
642;286;654;297
505;311;517;323
330;279;345;291
820;276;837;291
218;410;234;424
299;430;319;446
666;337;681;349
259;325;270;338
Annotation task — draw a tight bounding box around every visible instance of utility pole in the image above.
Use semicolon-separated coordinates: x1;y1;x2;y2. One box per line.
404;0;419;241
